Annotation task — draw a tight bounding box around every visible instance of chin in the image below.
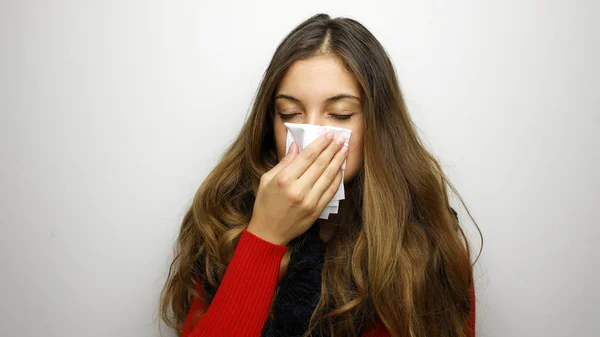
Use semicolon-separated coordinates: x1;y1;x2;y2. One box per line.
343;172;356;184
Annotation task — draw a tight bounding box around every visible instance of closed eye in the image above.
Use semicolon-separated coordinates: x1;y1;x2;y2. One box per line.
277;113;353;120
331;114;353;120
278;113;298;120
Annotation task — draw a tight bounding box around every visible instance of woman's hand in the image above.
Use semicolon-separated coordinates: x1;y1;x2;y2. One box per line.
247;132;348;246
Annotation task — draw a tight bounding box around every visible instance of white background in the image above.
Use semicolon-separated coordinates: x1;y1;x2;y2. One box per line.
1;1;598;336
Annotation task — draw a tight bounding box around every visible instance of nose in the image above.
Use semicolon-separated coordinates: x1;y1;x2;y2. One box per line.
305;110;327;126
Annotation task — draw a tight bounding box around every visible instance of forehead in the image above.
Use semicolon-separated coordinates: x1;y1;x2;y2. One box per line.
276;54;361;100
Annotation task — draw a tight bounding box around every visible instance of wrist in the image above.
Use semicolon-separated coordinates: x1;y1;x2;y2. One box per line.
246;222;288;246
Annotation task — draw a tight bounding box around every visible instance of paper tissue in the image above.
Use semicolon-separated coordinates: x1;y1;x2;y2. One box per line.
284;122;352;219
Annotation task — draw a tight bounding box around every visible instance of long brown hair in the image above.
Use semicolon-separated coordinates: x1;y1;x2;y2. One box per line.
160;13;482;337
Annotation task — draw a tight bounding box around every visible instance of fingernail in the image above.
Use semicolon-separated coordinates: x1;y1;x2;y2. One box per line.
290;141;297;152
341;146;348;155
326;132;334;140
335;136;345;145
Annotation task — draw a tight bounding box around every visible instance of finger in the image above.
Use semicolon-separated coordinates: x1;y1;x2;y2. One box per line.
315;169;343;211
281;132;335;179
306;144;348;203
269;141;299;176
298;135;345;187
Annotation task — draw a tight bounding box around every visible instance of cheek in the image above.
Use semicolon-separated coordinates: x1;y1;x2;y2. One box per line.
343;133;363;183
274;122;287;161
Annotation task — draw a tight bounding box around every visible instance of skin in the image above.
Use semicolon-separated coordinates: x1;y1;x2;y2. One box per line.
273;54;364;183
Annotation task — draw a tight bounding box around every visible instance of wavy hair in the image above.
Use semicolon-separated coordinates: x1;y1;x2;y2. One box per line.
160;13;482;337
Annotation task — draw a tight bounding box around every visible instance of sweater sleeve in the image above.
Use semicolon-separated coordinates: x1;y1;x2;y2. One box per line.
181;229;287;337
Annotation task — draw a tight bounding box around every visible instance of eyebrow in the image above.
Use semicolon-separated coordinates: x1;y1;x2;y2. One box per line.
275;93;361;104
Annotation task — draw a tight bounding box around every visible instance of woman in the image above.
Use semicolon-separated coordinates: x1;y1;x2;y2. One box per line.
160;13;480;337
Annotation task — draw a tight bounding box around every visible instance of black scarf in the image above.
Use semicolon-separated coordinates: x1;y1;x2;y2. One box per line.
199;224;331;337
261;224;327;337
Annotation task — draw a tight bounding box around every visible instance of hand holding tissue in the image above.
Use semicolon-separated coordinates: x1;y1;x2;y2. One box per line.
284;123;352;219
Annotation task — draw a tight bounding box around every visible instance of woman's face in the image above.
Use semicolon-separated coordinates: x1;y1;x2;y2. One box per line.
273;54;364;183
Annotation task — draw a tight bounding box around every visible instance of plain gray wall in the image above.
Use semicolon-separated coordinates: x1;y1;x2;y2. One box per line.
1;0;598;336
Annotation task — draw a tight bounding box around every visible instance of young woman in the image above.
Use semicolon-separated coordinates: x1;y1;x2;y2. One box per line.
160;13;480;337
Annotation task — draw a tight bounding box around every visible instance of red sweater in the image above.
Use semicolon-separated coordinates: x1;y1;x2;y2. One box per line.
181;230;476;337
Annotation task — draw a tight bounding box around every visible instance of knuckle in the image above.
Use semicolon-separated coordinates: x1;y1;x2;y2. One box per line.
287;188;304;204
324;167;338;180
300;200;315;213
276;175;291;188
303;149;316;161
314;157;328;170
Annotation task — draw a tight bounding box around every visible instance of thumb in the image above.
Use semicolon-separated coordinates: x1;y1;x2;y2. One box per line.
282;141;299;163
271;142;298;174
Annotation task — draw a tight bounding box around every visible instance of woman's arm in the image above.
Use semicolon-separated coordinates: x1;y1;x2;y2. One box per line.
181;229;287;337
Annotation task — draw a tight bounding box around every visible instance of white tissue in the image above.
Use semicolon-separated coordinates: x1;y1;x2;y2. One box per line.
284;122;352;219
